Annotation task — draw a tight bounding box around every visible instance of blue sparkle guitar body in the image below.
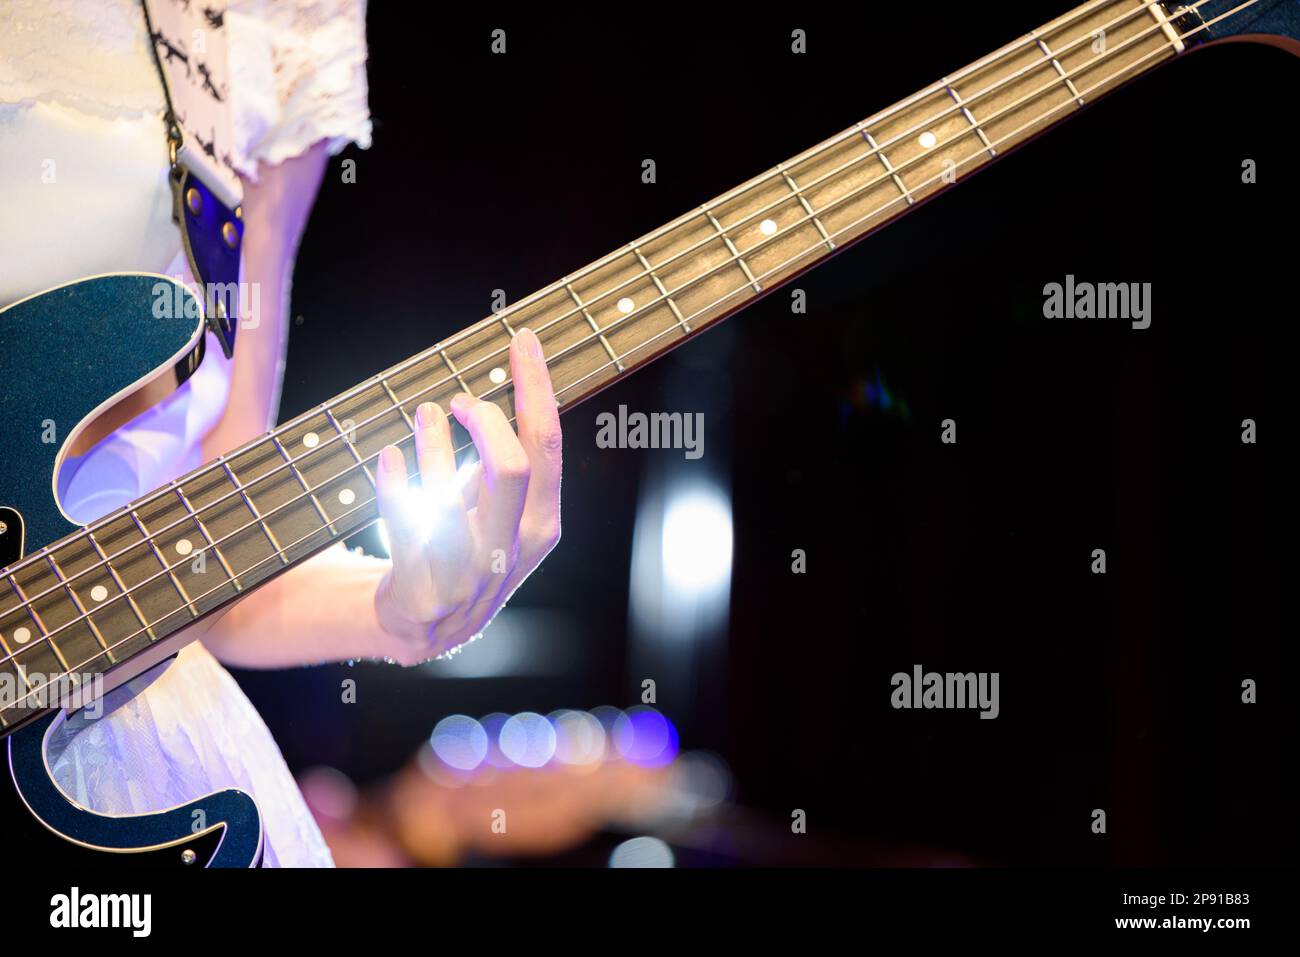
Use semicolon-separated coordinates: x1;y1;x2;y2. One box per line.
0;274;263;868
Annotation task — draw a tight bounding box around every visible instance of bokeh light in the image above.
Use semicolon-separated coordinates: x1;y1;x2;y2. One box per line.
549;709;607;765
498;711;558;767
609;836;675;868
612;706;678;767
430;714;489;771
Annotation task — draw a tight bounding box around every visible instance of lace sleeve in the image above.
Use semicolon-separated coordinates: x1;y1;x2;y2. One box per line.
226;0;373;179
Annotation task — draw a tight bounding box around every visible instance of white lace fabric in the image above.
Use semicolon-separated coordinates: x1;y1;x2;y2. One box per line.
227;0;373;176
0;0;372;176
0;0;162;119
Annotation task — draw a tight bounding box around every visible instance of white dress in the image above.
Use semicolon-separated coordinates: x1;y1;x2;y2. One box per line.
0;0;373;867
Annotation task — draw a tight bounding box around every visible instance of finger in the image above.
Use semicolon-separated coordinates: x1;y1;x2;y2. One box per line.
509;328;563;552
449;392;530;561
457;459;483;511
413;402;474;573
414;401;458;492
375;444;433;601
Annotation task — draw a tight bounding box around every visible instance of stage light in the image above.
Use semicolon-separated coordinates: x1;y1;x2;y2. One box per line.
630;481;733;642
498;711;557;768
661;486;733;593
430;714;489;771
608;836;675;868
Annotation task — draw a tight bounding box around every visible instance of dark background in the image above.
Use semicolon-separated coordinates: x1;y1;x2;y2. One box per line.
231;3;1294;867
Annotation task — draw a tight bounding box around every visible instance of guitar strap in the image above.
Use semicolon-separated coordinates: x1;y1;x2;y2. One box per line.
139;0;244;384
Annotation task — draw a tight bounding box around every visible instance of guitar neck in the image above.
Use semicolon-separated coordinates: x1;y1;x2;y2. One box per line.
0;0;1192;731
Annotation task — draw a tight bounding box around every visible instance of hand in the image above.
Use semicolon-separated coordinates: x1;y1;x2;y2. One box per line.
372;327;562;665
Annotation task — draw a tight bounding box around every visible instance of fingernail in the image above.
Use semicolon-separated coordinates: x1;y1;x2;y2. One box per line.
380;445;403;472
416;402;437;427
450;392;472;415
517;327;543;359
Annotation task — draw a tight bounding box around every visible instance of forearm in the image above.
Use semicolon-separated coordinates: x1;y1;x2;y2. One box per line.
200;543;404;669
202;144;329;458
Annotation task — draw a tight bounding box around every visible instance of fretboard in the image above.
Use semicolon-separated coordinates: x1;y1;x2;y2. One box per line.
0;0;1193;732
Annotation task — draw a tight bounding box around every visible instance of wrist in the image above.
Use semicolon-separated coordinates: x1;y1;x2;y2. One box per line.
374;570;435;664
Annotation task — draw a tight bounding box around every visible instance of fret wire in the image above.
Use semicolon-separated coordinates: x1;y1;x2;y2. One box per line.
1;2;1176;606
704;208;762;292
1034;35;1088;106
325;405;379;488
5;575;71;673
859;127;914;206
45;553;111;654
776;162;836;252
943;79;998;158
436;347;473;394
441;348;478;392
563;282;625;372
5;575;45;637
0;584;37;699
88;530;156;639
0;1;1196;662
379;379;418;433
130;511;198;618
173;485;242;590
0;644;34;702
269;434;337;535
631;244;691;333
221;459;289;565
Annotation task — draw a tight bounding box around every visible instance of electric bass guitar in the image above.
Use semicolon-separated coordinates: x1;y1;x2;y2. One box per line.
2;0;1297;866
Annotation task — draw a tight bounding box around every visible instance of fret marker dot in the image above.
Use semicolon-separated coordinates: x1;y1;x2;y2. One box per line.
175;538;193;556
338;488;356;506
617;297;635;314
489;367;507;385
759;218;778;236
90;585;109;603
919;131;937;149
13;627;31;645
303;431;320;449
